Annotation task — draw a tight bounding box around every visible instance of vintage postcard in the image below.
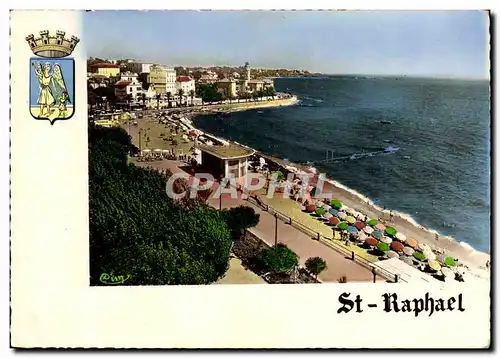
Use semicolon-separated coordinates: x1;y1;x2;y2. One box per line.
10;9;491;349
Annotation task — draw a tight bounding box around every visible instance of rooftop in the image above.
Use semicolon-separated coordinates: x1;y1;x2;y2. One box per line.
91;63;121;69
199;144;255;160
176;75;193;82
115;81;132;88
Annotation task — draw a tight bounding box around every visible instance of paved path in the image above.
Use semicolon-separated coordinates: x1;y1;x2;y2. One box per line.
208;195;380;283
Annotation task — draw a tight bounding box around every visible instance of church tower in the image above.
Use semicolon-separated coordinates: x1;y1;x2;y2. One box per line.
244;62;251;81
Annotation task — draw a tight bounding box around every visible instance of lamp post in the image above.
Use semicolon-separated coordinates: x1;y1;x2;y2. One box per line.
274;213;278;246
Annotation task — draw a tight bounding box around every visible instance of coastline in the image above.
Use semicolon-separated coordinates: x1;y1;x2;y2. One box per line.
184;103;490;275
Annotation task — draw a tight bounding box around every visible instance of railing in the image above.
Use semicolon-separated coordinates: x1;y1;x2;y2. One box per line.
246;195;406;283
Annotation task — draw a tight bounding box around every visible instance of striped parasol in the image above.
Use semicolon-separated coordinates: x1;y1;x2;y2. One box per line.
403;246;415;256
365;237;378;247
338;212;348;220
366;219;377;226
306;204;316;212
400;256;413;265
387;251;399;259
363;226;374;234
354;221;365;230
395;232;407;242
372;230;383;240
329;216;340;225
428;259;441;272
357;232;368;242
390;241;404;253
406;237;418;248
380;236;393;244
346;216;356;224
375;223;386;231
328;208;339;216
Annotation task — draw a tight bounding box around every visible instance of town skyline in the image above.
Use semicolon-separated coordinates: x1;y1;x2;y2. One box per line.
84;10;489;80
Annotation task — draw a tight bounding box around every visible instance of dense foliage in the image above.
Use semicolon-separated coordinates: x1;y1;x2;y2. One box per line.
305;257;327;278
221;205;260;237
89;125;232;285
258;243;298;275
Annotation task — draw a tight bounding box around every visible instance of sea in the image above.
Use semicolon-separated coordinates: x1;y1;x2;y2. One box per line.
193;76;491;253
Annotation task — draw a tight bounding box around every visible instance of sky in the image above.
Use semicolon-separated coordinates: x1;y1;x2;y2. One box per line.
83;10;489;79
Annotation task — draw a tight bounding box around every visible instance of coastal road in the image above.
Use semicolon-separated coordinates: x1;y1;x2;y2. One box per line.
208;194;381;283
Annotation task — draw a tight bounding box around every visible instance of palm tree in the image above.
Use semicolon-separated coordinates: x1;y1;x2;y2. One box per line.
166;91;172;108
189;89;195;107
177;89;184;107
156;93;161;110
141;93;146;107
126;94;133;112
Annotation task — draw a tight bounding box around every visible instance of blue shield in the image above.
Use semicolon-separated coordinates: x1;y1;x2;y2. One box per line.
29;57;75;124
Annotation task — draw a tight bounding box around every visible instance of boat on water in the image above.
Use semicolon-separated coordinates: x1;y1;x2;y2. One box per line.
380;120;393;124
257;110;264;114
384;146;399;153
403;156;411;159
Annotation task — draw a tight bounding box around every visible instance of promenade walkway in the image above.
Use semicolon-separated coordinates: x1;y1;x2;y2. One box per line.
208;194;381;283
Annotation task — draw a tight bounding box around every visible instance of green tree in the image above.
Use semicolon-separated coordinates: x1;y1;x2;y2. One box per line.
89;125;232;285
271;170;285;182
221;205;260;238
177;89;184;107
305;257;327;279
258;243;298;275
155;93;161;110
189;89;195;106
141;93;146;107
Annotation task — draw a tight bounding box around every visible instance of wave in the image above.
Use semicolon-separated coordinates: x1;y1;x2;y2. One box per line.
321;177;486;253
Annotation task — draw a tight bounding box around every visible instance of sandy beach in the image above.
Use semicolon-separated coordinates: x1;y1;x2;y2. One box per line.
256;154;490;272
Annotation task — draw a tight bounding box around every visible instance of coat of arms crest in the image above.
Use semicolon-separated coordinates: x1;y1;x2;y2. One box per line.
26;30;79;124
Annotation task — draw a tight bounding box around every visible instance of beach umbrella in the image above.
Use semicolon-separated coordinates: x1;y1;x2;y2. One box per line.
338;212;348;220
441;267;455;280
328;208;339;216
387;251;399;259
365;237;378;247
306;204;316;212
406;237;418;248
346;216;356;224
354;221;365;230
380;236;393;244
428;260;441;272
142;149;151;153
395;232;407;242
385;226;397;237
329;217;340;225
391;241;404;253
330;199;342;209
413;251;427;261
400;256;413;265
417;243;431;253
347;226;359;235
363;226;374;234
375;223;386;231
372;230;383;240
323;205;332;211
377;242;390;253
444;256;457;267
337;222;348;230
425;251;436;261
324;212;333;219
315;207;326;216
366;219;377;226
315;201;325;208
357;232;368;242
403;247;415;256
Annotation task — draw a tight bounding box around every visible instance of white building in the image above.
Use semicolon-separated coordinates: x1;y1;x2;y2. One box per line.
114;74;143;102
147;65;177;94
175;75;196;95
119;71;139;83
126;62;154;74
